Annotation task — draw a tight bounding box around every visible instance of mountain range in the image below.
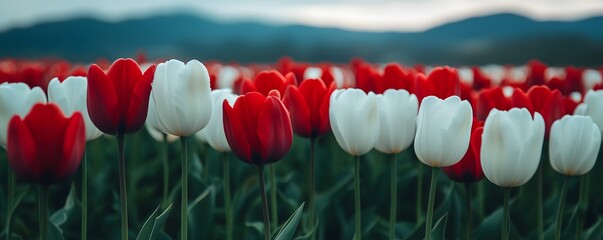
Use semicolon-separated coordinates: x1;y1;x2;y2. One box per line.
0;12;602;66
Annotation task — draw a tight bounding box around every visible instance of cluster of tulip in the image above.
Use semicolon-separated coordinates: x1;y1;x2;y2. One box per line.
1;56;603;240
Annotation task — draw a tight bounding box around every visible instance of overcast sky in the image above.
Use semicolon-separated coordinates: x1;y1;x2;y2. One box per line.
2;0;603;32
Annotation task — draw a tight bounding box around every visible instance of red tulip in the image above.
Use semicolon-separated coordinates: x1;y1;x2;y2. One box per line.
223;91;293;165
355;63;383;94
512;85;564;137
442;119;484;183
476;87;513;121
240;70;296;97
7;103;85;184
414;66;460;102
471;66;492;90
382;63;414;93
87;58;155;135
526;60;547;87
282;79;335;138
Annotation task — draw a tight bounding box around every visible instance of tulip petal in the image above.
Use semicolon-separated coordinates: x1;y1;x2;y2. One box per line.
283;85;312;137
59;112;85;182
125;64;155;134
257;96;293;164
223;98;252;163
7;116;38;182
87;64;118;134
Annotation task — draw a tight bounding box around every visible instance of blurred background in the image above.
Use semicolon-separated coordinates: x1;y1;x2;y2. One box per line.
1;0;603;66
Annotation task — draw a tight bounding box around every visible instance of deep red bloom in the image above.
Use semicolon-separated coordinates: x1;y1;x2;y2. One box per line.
475;87;513;121
442;119;484;183
87;58;155;135
414;66;460;102
526;60;547;87
471;66;492;90
382;63;414;93
512;85;564;137
223;92;293;165
354;63;382;94
240;70;296;97
7;103;85;185
282;79;334;138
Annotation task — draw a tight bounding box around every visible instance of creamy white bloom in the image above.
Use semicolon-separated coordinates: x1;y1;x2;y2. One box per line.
583;69;602;91
329;88;379;156
575;90;603;133
217;65;240;90
48;77;103;141
414;96;473;167
481;108;545;187
149;59;212;137
549;115;601;176
375;89;418;154
0;82;46;148
195;89;238;152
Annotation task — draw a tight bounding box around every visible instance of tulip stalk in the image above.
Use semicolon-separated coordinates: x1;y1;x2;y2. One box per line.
389;154;397;240
162;134;169;209
258;165;271;240
117;134;129;240
181;137;189;240
576;174;589;239
555;177;569;240
464;183;472;240
308;138;317;239
536;161;544;240
502;188;511;240
223;152;233;240
82;151;88;240
416;163;424;226
424;167;438;240
269;164;278;231
38;185;49;240
354;156;361;240
6;165;15;240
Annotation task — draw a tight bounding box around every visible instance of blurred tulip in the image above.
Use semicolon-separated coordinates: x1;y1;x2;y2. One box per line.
549;115;601;176
148;59;212;137
481;108;544;187
375;89;418;154
223;91;293;165
283;79;334;139
414;66;461;102
414;96;473;167
87;58;155;135
329;88;379;156
0;82;47;148
145;123;178;143
196;89;238;152
575;90;603;133
7;103;85;184
48;77;103;141
512;85;564;137
476;87;512;121
240;70;296;97
442;119;485;183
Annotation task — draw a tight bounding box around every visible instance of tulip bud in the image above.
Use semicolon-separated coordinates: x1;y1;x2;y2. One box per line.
481;108;545;187
329;89;379;156
414;96;473;167
196;89;238;152
375;89;418;154
549;115;601;176
575;90;603;133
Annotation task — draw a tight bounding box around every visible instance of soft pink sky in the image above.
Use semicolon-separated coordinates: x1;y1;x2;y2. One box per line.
2;0;603;32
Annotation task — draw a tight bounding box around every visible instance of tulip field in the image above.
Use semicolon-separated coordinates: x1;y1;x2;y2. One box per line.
2;57;603;240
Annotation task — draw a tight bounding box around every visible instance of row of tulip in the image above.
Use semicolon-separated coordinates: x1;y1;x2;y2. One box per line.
1;57;603;240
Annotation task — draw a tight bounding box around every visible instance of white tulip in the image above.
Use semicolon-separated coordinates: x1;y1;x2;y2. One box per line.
0;82;47;148
414;96;473;167
481;108;545;187
195;89;238;152
575;90;603;133
329;88;379;156
549;115;601;176
145;123;179;143
48;77;103;141
375;89;418;154
149;59;212;137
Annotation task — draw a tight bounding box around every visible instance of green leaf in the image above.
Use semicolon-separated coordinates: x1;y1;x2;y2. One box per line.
50;184;78;227
274;202;305;240
48;221;65;240
136;204;173;240
583;217;603;240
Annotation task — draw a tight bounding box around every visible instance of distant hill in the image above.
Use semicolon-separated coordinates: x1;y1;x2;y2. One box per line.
0;13;602;66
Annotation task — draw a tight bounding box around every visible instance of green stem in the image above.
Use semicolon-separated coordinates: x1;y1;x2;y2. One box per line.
180;137;188;240
162;134;169;209
38;185;49;240
537;162;543;240
223;152;233;240
258;165;271;240
308;138;316;240
354;156;361;240
389;154;397;240
555;177;569;240
424;167;438;240
477;180;485;221
270;164;278;231
502;188;511;240
117;134;128;240
576;173;589;239
416;163;424;226
6;161;14;240
82;150;88;240
465;183;472;240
